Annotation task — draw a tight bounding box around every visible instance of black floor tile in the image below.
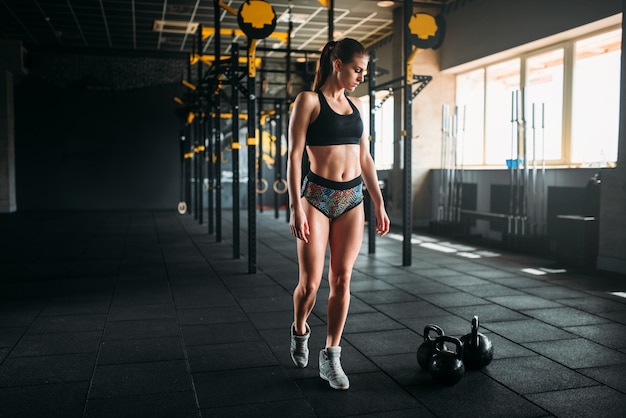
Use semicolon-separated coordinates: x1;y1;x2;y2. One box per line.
395;281;457;296
523;338;626;369
564;322;626;349
447;304;527;323
526;385;626;418
201;399;316;418
11;331;102;357
181;322;260;346
104;318;181;341
579;363;626;393
97;336;185;365
39;299;110;316
355;289;420;305
484;356;596;394
488;294;562;310
344;329;419;357
344;312;404;334
523;285;590;300
107;303;177;321
454;283;526;298
27;313;106;334
84;390;200;418
485;333;537;359
522;306;611;327
247;309;298;330
418;292;490;308
557;296;626;314
0;309;40;327
296;371;422;417
408;371;549;418
187;340;278;372
0;352;95;387
369;352;423;387
176;305;247;326
485;319;575;343
0;381;89;418
372;300;449;320
89;360;192;398
0;327;27;349
193;366;303;409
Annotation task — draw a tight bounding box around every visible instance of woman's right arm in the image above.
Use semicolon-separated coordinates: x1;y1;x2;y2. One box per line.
287;92;314;242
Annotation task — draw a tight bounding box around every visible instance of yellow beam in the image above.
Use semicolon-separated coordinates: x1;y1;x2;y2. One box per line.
219;0;237;16
407;47;423;81
189;53;262;68
201;27;288;44
182;79;197;90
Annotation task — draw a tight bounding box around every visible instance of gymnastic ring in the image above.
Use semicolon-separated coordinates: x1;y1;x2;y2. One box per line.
177;201;187;214
272;178;288;194
256;178;269;194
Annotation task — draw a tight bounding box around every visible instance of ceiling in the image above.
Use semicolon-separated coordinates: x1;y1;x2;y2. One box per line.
0;0;452;57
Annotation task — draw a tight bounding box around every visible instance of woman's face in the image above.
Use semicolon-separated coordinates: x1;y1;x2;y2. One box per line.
335;55;368;92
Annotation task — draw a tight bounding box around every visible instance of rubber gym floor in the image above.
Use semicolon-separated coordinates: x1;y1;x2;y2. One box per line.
1;209;626;418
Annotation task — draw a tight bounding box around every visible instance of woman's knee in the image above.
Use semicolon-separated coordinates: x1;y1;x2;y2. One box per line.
329;272;351;295
295;279;320;298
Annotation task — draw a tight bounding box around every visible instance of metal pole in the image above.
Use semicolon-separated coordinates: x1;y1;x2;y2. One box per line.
213;0;222;242
197;24;204;225
367;49;376;254
328;0;334;41
274;100;282;219
508;90;516;234
247;38;258;274
232;43;241;259
258;67;265;214
285;17;292;223
402;0;412;266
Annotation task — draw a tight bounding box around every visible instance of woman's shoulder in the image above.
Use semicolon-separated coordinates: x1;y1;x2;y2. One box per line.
293;90;320;110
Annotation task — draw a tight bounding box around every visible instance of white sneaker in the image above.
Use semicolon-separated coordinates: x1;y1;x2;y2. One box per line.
319;346;350;390
290;322;310;368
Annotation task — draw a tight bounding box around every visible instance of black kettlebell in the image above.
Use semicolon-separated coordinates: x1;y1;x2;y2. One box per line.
460;315;494;369
430;336;465;386
417;324;445;370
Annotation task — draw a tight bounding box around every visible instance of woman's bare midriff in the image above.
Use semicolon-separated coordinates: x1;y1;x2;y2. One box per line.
306;144;361;181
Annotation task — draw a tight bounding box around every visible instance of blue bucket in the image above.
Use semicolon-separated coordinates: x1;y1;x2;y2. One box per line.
505;158;523;169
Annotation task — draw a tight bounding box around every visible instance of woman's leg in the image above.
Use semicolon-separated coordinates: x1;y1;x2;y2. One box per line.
293;199;330;335
326;205;364;348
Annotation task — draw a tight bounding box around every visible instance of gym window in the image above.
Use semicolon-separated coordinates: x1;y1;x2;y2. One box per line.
455;25;621;168
360;91;394;170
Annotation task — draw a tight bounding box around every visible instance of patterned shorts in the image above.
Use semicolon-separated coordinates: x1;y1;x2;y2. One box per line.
300;171;364;219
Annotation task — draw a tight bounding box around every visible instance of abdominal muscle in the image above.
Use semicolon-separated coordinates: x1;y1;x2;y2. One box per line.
306;144;361;182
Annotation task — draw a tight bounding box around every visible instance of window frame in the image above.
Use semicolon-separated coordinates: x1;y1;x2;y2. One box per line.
454;23;621;168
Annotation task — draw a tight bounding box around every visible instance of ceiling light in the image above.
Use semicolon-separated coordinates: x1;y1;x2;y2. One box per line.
153;20;198;34
377;1;395;7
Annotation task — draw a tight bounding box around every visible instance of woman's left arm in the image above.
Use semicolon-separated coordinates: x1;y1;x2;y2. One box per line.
353;96;390;236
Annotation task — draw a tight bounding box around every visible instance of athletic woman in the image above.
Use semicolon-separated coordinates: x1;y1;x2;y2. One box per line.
287;38;390;390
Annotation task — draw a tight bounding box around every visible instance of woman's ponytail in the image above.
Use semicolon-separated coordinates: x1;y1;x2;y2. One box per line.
311;38;368;91
312;41;336;91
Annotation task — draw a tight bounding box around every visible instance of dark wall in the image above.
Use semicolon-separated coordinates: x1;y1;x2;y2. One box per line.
441;0;621;70
14;51;186;210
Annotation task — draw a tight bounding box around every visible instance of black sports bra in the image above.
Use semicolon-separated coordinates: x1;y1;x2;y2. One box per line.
305;91;363;146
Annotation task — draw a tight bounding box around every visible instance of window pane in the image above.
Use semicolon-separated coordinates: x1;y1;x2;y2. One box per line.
485;59;520;165
571;29;621;165
456;68;485;165
526;49;564;161
360;92;394;170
